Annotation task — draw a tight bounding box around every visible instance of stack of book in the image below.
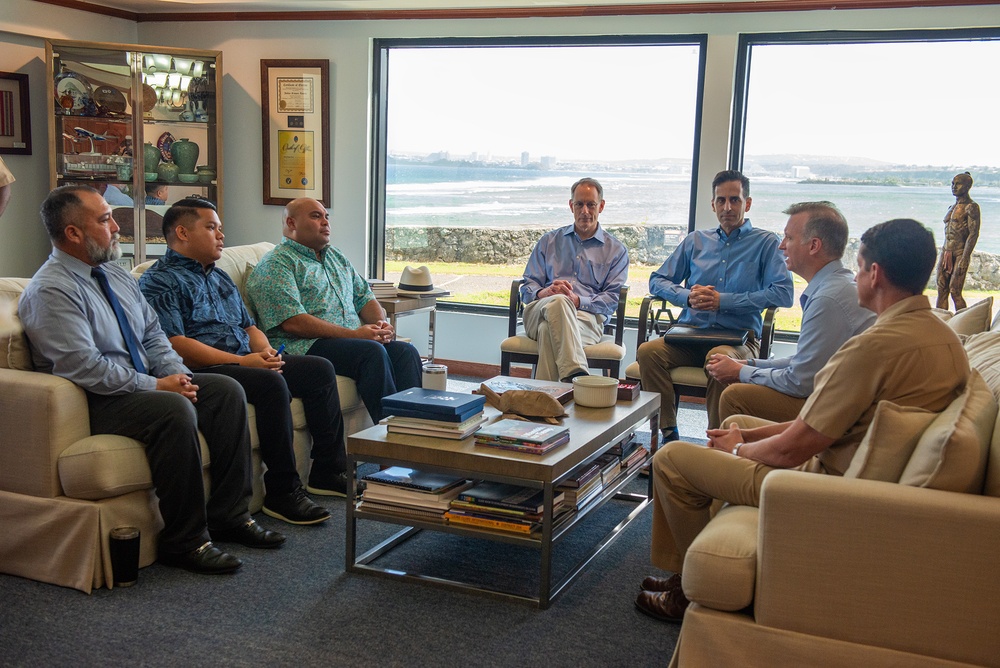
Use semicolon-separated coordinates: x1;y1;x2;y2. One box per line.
556;460;604;510
609;435;648;476
368;278;398;300
473;419;569;454
445;480;565;535
381;388;487;439
358;466;472;523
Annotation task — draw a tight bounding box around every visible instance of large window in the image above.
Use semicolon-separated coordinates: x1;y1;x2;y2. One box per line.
733;30;1000;330
371;37;706;315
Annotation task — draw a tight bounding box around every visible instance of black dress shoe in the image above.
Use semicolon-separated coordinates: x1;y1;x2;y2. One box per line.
210;519;286;549
306;470;365;498
159;542;242;575
263;486;332;525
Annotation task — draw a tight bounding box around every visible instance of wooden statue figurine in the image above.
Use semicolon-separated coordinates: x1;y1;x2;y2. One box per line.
937;171;981;311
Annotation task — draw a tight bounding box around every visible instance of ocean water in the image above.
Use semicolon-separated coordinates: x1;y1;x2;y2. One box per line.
387;163;1000;255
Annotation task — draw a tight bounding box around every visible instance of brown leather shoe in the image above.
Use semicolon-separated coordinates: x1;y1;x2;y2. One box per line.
640;572;682;592
634;587;690;623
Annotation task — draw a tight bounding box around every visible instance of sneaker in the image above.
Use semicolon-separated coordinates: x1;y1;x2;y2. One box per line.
306;470;365;498
263;486;331;525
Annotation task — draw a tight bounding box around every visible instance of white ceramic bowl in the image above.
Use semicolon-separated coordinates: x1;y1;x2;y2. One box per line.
572;375;619;408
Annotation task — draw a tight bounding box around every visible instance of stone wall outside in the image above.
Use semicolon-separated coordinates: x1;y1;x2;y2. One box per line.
387;225;1000;291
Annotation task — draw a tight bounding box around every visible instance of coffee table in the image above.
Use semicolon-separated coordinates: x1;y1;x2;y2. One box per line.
345;378;660;608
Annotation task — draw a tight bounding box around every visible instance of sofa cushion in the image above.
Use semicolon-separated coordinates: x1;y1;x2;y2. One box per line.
932;296;994;336
898;372;996;493
0;278;32;370
844;401;937;482
58;435;152;500
963;329;1000;402
682;504;759;612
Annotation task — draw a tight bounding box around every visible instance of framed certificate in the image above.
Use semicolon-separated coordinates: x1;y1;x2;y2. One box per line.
0;72;31;155
261;60;330;205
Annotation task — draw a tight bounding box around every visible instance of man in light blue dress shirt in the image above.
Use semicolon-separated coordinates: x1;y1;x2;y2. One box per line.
706;201;876;424
637;170;794;437
519;177;629;381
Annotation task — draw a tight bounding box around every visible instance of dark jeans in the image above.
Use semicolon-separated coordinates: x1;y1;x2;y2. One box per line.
87;373;252;555
307;338;422;422
205;355;346;494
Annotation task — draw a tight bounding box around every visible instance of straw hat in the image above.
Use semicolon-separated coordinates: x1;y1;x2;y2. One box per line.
397;265;449;296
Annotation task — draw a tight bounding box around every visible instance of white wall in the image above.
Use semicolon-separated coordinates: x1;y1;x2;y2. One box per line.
2;3;999;364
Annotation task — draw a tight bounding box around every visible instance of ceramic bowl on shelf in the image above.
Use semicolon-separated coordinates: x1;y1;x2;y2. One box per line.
572;375;619;408
143;172;158;181
177;173;199;183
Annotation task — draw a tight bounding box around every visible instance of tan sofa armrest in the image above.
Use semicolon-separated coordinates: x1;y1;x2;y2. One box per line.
755;470;1000;666
0;368;92;498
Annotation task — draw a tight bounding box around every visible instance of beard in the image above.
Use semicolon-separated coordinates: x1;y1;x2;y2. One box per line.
84;234;122;264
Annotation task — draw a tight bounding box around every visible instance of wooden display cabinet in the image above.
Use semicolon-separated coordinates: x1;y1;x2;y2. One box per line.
46;39;223;264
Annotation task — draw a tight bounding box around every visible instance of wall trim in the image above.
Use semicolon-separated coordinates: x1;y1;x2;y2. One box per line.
31;0;1000;23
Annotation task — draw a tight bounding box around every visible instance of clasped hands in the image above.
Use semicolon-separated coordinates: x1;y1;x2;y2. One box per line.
687;284;720;312
240;347;285;372
705;353;746;385
539;279;580;308
358;319;394;345
705;423;744;453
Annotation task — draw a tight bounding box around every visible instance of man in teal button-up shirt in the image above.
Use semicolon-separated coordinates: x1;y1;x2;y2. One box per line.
247;198;422;424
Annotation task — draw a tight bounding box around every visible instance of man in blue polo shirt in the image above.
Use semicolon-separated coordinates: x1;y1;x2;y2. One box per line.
139;197;348;523
636;170;794;438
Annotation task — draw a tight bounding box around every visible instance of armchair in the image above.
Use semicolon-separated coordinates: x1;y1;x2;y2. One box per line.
499;280;628;378
624;295;777;409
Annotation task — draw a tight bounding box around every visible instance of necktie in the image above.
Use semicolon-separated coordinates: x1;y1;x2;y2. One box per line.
91;266;147;374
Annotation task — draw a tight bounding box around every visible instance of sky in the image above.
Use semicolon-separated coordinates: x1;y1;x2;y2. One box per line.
386;39;1000;169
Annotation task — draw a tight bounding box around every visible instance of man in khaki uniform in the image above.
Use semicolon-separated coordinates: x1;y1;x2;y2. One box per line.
634;218;970;623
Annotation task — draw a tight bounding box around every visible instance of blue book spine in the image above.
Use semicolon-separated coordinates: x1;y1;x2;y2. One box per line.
382;388;487;416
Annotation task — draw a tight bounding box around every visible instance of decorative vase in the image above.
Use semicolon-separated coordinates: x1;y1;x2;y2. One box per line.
196;165;217;184
170;138;199;175
156;160;179;183
179;101;195;122
143;142;161;174
194;100;209;123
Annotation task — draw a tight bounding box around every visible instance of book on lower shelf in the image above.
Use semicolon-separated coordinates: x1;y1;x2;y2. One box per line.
362;466;469;493
443;510;540;535
456;480;564;514
358;500;447;524
363;480;474;510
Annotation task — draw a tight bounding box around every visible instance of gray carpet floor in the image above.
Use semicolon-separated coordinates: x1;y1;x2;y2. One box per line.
0;399;710;667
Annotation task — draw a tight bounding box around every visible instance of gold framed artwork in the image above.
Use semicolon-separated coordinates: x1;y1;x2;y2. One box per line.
0;72;31;155
261;60;330;206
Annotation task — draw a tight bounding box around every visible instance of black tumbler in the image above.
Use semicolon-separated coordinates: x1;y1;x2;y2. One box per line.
109;526;140;587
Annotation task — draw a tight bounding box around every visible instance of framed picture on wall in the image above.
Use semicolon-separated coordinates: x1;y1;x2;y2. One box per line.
261;59;330;206
0;72;31;155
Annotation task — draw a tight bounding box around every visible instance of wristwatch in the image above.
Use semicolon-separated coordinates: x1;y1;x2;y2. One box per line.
732;443;743;456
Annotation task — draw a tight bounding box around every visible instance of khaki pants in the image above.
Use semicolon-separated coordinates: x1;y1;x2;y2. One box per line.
636;335;759;430
717;383;806;426
522;295;604;381
651;415;823;573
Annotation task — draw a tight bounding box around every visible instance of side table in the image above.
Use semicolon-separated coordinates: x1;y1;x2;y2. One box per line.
377;295;438;362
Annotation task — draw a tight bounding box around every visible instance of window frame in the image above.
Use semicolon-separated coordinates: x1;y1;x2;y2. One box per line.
729;27;1000;340
369;35;709;318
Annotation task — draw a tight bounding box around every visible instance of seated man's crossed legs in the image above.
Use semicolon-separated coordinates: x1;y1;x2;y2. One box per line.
523;294;604;382
637;414;777;622
636;337;759;440
718;383;807;427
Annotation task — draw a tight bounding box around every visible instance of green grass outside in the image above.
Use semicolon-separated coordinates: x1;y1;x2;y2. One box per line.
386;260;992;332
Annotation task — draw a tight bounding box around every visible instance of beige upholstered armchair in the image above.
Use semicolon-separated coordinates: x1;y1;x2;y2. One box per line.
499;279;629;378
624;295;777;410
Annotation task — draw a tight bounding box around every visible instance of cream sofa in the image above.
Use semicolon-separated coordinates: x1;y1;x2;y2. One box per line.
668;297;1000;667
0;242;372;593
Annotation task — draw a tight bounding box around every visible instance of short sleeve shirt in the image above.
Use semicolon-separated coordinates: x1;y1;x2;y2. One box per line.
138;248;255;357
799;295;970;475
246;238;374;355
0;156;14;188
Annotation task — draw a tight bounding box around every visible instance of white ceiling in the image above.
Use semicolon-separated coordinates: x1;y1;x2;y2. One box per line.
57;0;780;15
